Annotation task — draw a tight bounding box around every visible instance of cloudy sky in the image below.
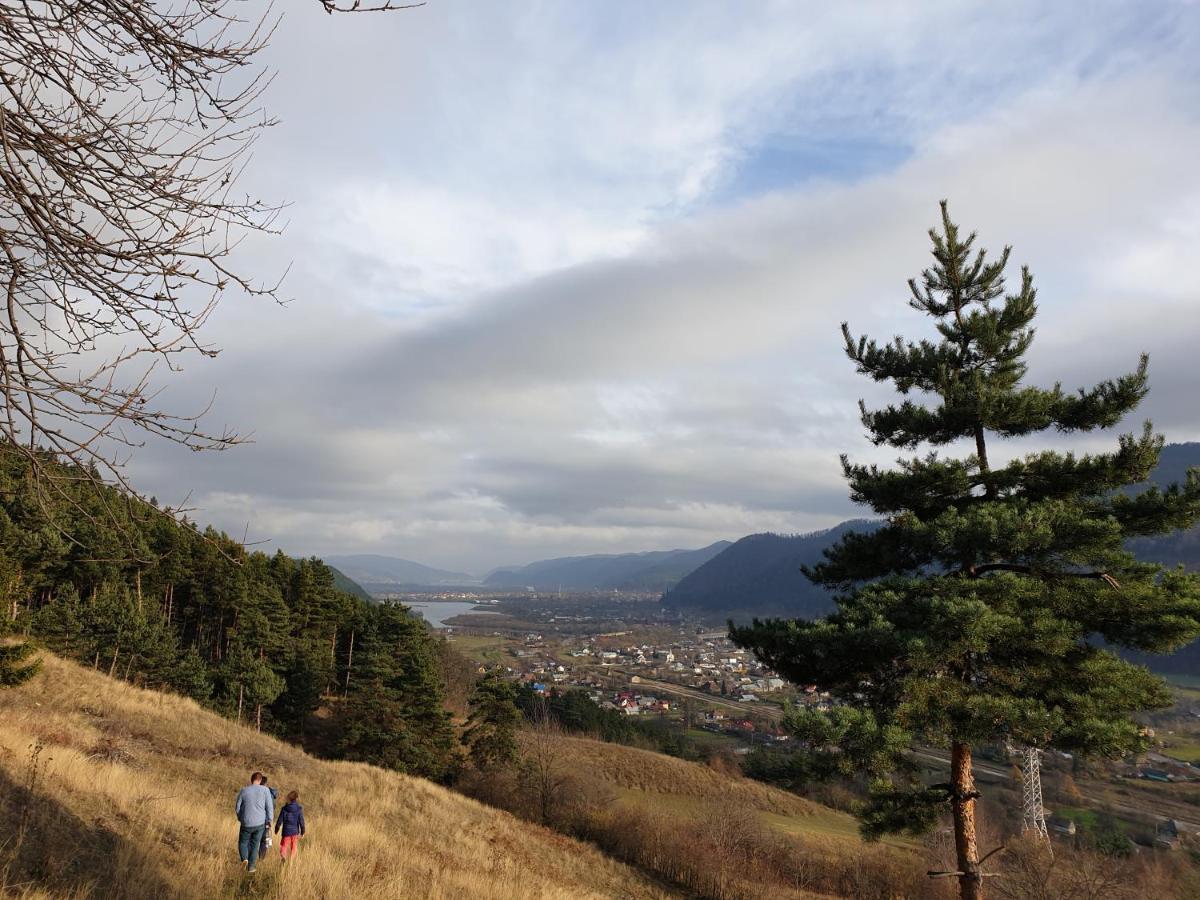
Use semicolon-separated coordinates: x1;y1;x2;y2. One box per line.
129;1;1200;574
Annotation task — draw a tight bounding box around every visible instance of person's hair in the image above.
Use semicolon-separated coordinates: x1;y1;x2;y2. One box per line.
250;772;263;784
287;790;299;803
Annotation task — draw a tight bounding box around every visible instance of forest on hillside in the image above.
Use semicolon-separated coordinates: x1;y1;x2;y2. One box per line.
0;446;459;779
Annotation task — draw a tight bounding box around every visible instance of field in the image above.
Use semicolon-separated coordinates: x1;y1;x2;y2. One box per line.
443;633;513;664
0;653;672;900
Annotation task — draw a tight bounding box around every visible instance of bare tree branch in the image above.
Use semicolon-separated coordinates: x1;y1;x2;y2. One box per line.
320;0;425;12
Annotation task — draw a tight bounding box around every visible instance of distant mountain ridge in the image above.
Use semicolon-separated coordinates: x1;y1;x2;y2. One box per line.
666;443;1200;624
324;554;478;591
662;443;1200;674
484;541;733;592
661;521;878;622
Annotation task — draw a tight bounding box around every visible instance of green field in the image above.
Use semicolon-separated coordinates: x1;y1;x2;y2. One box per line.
1054;806;1100;829
1159;737;1200;762
683;727;743;751
444;633;512;663
1167;676;1200;694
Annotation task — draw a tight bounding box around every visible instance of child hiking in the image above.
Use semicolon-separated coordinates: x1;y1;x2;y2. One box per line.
274;790;306;860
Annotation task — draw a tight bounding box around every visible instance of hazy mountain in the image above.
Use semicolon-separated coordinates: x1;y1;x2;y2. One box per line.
324;554;478;589
484;542;732;591
661;521;877;622
663;444;1200;672
1140;442;1200;492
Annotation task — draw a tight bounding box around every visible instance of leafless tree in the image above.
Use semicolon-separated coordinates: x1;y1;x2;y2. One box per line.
0;1;411;518
520;699;571;826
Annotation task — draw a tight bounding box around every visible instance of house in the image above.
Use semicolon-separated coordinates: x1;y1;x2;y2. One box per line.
1156;820;1182;850
1048;817;1076;837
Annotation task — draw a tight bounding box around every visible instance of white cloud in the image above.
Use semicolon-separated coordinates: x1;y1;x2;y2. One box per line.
124;1;1200;571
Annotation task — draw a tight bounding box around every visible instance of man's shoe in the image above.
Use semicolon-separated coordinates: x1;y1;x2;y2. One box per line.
248;866;257;874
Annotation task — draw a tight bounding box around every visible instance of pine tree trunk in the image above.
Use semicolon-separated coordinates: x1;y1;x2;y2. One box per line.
951;741;984;900
237;683;244;722
256;703;262;731
344;629;355;695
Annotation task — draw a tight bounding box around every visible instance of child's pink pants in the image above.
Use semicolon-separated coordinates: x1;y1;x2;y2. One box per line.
279;835;299;858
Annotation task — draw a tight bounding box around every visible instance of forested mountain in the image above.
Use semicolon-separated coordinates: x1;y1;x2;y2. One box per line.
483;541;732;592
0;447;457;779
661;523;876;622
664;444;1200;673
328;566;372;599
325;554;478;591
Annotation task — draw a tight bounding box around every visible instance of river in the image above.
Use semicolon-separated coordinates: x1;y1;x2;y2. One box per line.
404;600;498;629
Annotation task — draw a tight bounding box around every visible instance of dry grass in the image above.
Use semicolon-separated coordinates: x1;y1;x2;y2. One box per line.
532;734;819;817
0;654;673;900
471;731;938;900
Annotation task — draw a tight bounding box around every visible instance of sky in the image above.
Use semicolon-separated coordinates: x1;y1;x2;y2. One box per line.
127;0;1200;574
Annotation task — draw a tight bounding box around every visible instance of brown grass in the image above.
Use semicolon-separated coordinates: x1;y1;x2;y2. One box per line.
457;730;939;899
0;653;673;900
532;733;819;818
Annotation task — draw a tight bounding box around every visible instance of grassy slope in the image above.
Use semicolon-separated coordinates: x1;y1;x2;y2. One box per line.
536;733;918;850
0;654;672;900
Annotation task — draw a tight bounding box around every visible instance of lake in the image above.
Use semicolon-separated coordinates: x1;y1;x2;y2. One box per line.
405;600;497;629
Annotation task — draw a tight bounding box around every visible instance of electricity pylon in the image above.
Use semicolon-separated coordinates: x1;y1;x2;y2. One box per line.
1021;746;1050;842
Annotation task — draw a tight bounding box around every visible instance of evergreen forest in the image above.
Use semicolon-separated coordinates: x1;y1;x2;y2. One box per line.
0;447;457;780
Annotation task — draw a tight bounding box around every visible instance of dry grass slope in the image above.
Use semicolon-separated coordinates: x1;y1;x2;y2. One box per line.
540;734;819;818
0;654;674;900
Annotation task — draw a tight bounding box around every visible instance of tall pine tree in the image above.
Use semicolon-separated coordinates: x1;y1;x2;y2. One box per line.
337;602;459;781
732;202;1200;900
463;670;521;771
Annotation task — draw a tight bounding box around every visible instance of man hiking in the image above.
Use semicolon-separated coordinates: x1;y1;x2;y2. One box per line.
235;771;275;873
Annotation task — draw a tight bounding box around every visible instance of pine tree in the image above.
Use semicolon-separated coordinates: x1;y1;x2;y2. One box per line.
0;593;39;686
731;202;1200;900
463;670;521;771
338;603;459;781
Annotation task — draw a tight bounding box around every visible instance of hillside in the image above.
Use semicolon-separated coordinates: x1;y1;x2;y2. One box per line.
328;565;373;600
493;731;930;898
0;653;671;900
484;542;732;592
661;522;876;622
324;554;479;591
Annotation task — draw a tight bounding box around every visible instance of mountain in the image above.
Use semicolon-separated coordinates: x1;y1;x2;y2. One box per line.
664;443;1200;673
1140;441;1200;492
324;554;478;590
662;521;877;622
483;541;732;592
327;564;372;600
0;653;665;899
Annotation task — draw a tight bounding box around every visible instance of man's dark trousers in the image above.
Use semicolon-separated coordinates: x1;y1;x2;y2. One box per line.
239;823;267;866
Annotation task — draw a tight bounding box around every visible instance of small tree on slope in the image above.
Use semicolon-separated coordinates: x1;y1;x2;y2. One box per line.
730;202;1200;900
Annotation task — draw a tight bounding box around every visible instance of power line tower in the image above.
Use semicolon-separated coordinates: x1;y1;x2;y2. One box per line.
1021;746;1050;842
